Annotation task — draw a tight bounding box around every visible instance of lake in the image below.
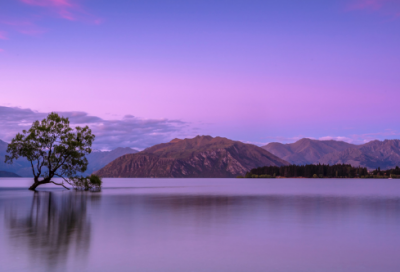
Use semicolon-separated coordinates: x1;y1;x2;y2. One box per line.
1;178;400;272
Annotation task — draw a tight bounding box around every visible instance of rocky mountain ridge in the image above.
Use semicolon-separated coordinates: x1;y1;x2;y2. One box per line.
263;138;354;165
318;140;400;170
263;138;400;170
96;135;289;178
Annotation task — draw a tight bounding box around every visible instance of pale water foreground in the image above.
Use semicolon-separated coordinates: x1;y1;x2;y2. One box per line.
1;178;400;272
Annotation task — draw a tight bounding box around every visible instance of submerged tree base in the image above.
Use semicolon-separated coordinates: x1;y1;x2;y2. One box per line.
28;178;53;191
29;183;41;191
27;175;102;191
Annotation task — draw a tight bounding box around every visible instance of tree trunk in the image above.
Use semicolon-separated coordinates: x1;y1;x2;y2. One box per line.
28;178;50;191
29;182;41;191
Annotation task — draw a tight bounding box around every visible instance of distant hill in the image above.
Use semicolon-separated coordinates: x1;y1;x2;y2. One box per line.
319;140;400;170
0;139;138;176
263;138;355;165
263;138;400;170
95;135;289;178
0;139;33;177
83;147;139;174
0;170;20;177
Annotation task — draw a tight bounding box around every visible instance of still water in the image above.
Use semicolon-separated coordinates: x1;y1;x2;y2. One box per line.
1;178;400;272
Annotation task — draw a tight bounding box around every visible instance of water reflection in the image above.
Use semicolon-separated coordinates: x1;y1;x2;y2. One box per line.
2;183;400;272
95;193;400;272
107;193;400;226
5;192;92;271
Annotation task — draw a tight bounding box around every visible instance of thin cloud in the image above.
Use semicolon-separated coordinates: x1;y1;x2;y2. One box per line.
319;131;400;144
0;0;100;40
347;0;386;10
20;0;100;23
350;130;400;143
0;106;189;150
21;0;73;7
318;136;354;143
0;30;7;40
346;0;400;18
3;20;46;36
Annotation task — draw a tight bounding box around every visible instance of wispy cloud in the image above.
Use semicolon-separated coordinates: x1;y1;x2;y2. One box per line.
350;130;400;143
347;0;400;18
21;0;73;7
3;20;46;36
0;106;190;150
0;0;100;40
0;30;8;40
348;0;386;10
0;48;4;53
20;0;100;23
318;136;354;143
319;131;400;144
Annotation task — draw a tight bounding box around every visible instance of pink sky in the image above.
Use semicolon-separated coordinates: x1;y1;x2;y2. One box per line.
1;0;400;148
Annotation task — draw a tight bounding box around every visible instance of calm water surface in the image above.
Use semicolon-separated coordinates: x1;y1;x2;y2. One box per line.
1;178;400;272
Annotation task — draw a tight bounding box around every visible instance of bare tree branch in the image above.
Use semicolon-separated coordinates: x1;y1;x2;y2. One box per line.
51;181;70;190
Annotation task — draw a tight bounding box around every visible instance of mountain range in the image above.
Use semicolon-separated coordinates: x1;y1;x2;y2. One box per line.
263;138;400;170
95;135;289;178
318;140;400;170
2;136;400;178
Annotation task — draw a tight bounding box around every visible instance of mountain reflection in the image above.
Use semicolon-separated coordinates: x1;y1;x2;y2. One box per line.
108;193;400;227
5;191;92;270
2;187;400;272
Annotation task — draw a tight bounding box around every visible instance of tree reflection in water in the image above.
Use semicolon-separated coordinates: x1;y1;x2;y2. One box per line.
6;191;92;270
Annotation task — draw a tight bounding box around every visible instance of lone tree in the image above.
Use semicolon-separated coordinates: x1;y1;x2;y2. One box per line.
5;112;100;191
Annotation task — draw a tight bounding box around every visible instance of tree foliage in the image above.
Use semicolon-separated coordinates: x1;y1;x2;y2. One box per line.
71;174;102;191
371;166;400;178
5;112;99;190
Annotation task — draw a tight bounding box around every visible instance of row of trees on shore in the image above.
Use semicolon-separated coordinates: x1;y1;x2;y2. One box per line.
371;166;400;177
242;164;400;179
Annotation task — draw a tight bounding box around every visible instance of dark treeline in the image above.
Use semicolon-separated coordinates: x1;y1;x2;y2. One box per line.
245;164;369;178
372;166;400;177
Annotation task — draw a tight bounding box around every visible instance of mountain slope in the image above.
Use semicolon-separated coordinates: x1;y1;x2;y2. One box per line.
96;135;289;178
319;140;400;170
262;138;355;165
83;147;139;174
0;139;33;177
0;171;20;177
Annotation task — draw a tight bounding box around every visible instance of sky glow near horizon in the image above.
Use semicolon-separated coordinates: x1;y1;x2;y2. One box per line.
1;0;400;149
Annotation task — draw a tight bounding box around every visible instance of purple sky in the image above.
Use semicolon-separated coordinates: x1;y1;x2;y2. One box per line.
1;0;400;149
